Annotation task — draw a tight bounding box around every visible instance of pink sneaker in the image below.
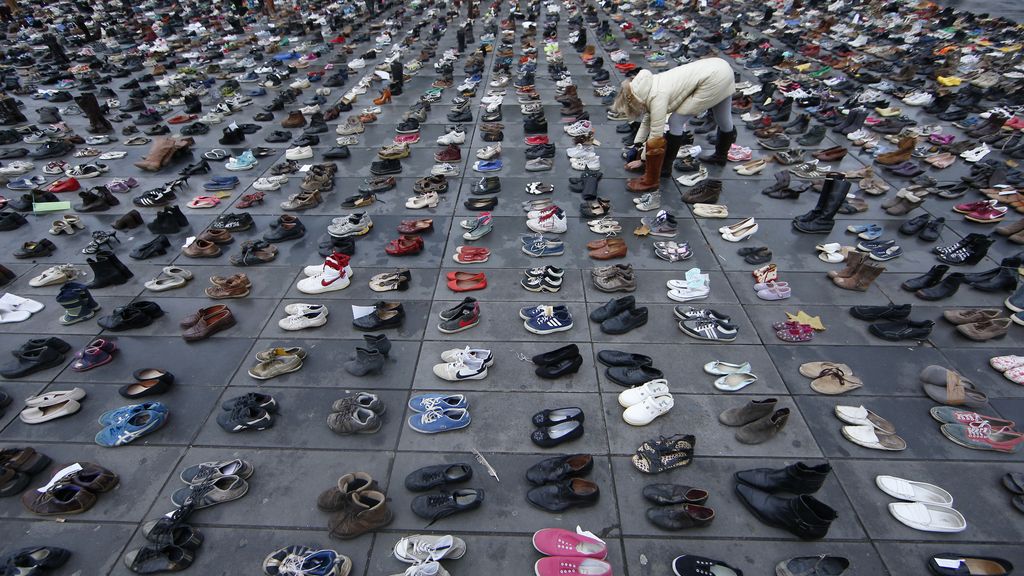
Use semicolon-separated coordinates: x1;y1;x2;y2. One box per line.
532;529;607;559
394;133;421;144
534;557;612;576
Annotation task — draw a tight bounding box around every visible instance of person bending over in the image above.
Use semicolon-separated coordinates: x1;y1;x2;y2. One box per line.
613;57;736;192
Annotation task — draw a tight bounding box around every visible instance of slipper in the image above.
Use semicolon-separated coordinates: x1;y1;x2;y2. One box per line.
876;475;954;506
124;136;151;145
989;355;1024;372
204;148;228;160
888;501;966;532
928;554;1014;576
841;425;907;451
0;293;45;313
834;405;896;434
810;367;864;394
144;266;193;292
920;366;989;408
187;196;221;208
1002;472;1024;495
714;372;758;391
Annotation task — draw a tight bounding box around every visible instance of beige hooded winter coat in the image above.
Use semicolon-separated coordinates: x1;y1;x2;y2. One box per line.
630;57;736;144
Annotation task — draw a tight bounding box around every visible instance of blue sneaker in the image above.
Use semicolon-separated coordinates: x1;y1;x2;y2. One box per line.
203;179;239;191
408;408;471;433
522;237;564;257
6;176;44;190
98;402;168;426
409;393;469;413
95;406;167;446
246;87;267;97
295;550;343;576
519;304;569;320
524;307;574;334
1006;284;1024;312
473;160;502;172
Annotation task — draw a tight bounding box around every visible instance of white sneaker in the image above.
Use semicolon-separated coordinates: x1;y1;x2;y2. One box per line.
566;144;595;158
252;176;288;191
430;163;459;177
622;394;674;426
296;257;350;294
569;154;600;171
961;143;990;162
278;306;329;330
564;120;593;137
527;211;567;233
476;144;501;159
433;355;488;380
437;130;466;145
285;146;313;160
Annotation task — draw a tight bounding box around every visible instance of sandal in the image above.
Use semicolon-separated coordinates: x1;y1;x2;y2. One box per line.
82;230;120;254
186;196;221;209
49;215;84;235
203;149;228;160
810;367;864;395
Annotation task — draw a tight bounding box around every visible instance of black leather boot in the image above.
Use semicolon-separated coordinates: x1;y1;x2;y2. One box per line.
86;250;133;289
698;128;736;166
735;484;838;540
147;210;181;235
916;272;966;300
793;174;849;233
937;235;994;265
167;205;189;228
735;462;831;494
901;264;949;291
660;132;692;177
963;257;1020;292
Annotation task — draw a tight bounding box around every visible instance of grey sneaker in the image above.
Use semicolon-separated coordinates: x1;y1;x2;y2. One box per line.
641;210;678;237
179;459;254;485
329;213;373;237
327;407;382;434
437;306;481;334
525;157;553;172
462;220;492;240
635;192;661;211
170;475;249;509
247;353;303;380
331;392;386;415
393;534;468;563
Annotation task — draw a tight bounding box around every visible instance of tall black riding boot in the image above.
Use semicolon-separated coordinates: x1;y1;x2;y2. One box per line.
698;127;737;166
793;174;850;234
660;132;692;177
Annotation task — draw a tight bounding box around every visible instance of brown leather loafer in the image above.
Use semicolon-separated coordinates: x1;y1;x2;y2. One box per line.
813;146;848;161
182;238;221;258
198;228;233;244
181;304;228;328
205;276;252;299
182;307;237;341
590;242;628;260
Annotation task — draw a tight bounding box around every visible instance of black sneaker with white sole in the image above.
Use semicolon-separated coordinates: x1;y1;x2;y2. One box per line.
217;405;275;432
221;392;278;413
439;297;478;321
678;318;738;341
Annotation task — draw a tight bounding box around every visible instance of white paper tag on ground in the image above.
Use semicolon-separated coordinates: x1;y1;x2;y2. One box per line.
935;559;963;569
229;122;239;131
183;236;196;248
299;164;312;172
38;463;83;492
352;305;376;319
576;525;605;544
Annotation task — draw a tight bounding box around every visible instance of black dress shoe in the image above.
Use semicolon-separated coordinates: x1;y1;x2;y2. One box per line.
464;197;496;210
734;483;837;540
963;257;1020;292
901;264;949;291
527;478;599;511
324;146;350;159
13;239;56;259
526;454;593;486
606;365;664;387
535;353;583;379
848;303;912;321
596;350;653;367
411;488;483;523
646;504;715;530
589;295;635;323
531;419;584;447
404;463;473;492
601;306;648;334
735;462;831;494
868;319;935;341
642;484;709;505
532;407;585;427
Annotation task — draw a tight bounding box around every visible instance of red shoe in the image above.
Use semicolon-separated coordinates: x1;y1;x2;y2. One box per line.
167;114;197;125
965;204;1008;223
524;135;549;145
48;177;80;193
454;247;490;263
614;62;637;72
385;235;424;256
446;271;487;292
329;36;346;43
394;133;420;144
434;145;462;162
954;200;997;214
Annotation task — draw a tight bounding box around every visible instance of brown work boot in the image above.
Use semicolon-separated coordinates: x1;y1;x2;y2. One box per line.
282;111;306;128
317;472;380;512
328;490;392;539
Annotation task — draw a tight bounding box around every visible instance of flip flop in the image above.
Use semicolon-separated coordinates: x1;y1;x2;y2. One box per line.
187;196;221;208
811;367;864;394
876;475;954;506
204;149;228;160
834;405;896;434
799;361;856;379
842;425;907;451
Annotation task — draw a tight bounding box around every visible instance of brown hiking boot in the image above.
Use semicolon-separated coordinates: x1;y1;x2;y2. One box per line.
282;111;306;128
328;490;392;539
317;472;380;512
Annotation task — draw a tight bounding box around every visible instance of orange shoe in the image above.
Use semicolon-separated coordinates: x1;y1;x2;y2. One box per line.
372;88;392;105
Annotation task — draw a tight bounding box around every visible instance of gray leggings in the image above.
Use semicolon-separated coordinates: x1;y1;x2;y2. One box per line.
667;96;734;135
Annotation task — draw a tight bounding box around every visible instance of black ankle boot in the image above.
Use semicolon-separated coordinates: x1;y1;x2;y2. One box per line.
735;462;831;494
963;257;1020;292
698;127;736;166
901;264;949;291
735;484;838;540
937;235;994;265
86;250;133;289
916;272;966;300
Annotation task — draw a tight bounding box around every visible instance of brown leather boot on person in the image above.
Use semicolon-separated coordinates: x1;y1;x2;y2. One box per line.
626;137;666;192
827;251;865;279
833;261;884;291
282;111;306;128
875;137;916;165
328;490;393;539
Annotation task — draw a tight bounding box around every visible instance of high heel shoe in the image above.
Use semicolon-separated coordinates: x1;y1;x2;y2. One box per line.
373;88;392;105
82;230;119;254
